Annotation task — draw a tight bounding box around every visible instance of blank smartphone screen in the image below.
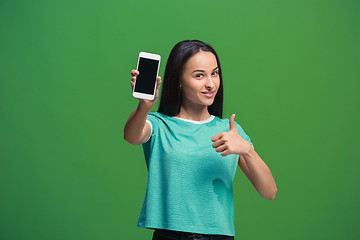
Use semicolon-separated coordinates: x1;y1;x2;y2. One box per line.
135;57;159;94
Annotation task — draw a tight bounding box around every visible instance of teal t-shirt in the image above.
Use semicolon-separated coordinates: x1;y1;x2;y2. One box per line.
138;112;253;236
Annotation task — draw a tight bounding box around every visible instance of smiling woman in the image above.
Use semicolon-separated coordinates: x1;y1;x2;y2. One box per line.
177;51;220;120
157;40;224;119
124;40;277;240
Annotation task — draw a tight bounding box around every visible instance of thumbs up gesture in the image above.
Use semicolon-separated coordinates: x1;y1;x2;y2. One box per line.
211;114;252;157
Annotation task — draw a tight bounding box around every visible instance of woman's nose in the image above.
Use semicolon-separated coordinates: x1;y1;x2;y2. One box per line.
205;76;215;88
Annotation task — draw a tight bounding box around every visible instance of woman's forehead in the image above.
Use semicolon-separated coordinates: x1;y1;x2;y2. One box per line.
184;51;218;71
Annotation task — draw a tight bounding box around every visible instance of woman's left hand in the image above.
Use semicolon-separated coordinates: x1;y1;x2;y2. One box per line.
211;114;252;157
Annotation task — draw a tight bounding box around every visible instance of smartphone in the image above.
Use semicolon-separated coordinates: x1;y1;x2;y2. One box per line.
132;52;161;100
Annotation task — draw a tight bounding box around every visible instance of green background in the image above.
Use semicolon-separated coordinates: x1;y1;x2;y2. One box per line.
1;0;359;239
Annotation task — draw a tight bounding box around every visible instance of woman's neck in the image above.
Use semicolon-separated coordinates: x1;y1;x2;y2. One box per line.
176;105;211;121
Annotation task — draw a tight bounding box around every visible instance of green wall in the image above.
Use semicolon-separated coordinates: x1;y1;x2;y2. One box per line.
1;0;359;239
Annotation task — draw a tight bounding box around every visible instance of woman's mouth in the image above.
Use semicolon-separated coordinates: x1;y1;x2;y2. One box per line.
201;91;215;97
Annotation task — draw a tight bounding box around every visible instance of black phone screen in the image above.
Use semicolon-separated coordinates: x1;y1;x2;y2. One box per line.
135;57;159;94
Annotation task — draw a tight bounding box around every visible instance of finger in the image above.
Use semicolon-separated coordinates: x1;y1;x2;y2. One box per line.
216;144;228;153
221;149;232;157
156;76;162;88
211;133;223;142
130;77;136;88
131;69;139;76
154;77;162;97
229;114;236;131
212;139;225;148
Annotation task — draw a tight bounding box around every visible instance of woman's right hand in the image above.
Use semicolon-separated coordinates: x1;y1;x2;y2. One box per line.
130;69;162;109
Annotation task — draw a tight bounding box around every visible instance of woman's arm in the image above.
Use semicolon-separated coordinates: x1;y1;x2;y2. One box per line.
211;114;277;200
124;103;152;145
238;150;277;200
123;70;161;145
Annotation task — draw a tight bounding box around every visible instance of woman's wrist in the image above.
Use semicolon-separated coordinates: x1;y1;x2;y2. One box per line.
138;101;153;112
239;141;253;158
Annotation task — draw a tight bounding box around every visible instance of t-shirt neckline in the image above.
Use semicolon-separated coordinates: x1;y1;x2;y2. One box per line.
172;115;215;124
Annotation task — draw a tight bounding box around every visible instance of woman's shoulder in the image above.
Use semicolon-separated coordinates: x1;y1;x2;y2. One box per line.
214;115;247;131
147;112;176;126
148;111;170;120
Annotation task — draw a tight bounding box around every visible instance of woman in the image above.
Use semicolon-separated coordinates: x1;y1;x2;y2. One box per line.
124;40;277;240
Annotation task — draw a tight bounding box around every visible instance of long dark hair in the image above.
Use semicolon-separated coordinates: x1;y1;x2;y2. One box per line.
158;40;224;118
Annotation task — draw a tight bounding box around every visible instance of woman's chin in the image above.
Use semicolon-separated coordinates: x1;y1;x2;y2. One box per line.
202;99;215;106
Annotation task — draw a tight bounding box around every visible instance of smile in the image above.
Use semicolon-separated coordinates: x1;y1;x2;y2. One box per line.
201;91;215;97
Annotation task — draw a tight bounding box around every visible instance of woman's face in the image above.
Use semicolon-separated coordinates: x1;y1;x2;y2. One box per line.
180;51;220;108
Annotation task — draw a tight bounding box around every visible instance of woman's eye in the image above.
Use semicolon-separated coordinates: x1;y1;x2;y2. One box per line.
195;74;203;78
212;71;218;76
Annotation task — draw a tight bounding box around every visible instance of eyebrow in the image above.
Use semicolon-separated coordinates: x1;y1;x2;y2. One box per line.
192;67;219;74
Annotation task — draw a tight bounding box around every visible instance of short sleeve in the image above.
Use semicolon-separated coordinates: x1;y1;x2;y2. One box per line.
235;122;254;148
144;120;153;143
143;112;159;144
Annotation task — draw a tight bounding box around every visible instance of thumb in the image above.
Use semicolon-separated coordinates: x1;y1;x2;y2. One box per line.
229;114;236;131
